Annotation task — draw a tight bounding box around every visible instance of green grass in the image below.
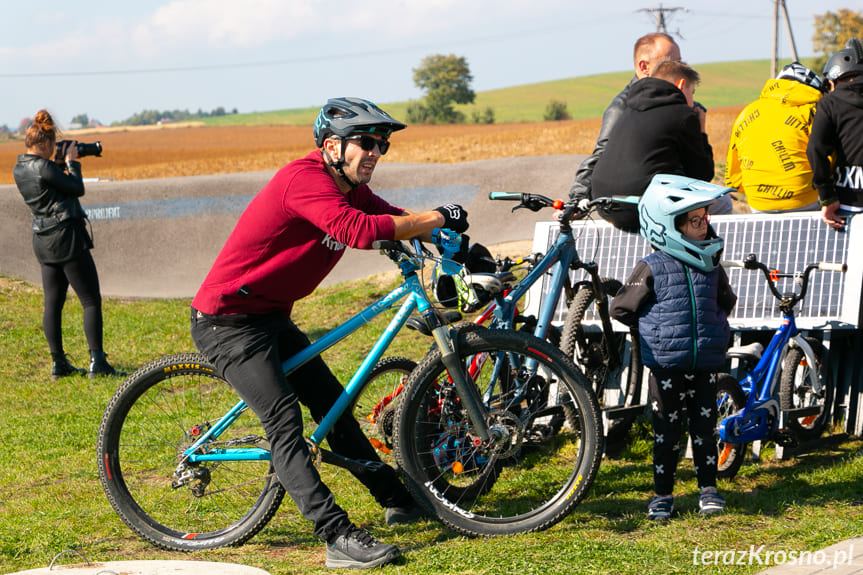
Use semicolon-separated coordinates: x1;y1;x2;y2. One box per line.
0;273;861;575
198;59;811;128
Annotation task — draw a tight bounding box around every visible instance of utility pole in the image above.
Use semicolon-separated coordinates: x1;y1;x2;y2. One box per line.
639;4;687;35
771;0;800;77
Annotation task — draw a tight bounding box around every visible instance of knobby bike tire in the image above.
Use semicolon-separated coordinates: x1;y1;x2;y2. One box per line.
559;280;643;444
715;373;748;480
350;356;417;464
779;337;834;443
97;353;285;551
394;329;603;537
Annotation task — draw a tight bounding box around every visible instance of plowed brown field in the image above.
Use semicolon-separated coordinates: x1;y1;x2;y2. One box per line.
0;106;742;185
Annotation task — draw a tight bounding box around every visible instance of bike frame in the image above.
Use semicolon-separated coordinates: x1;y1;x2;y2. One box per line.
181;239;493;466
718;258;833;444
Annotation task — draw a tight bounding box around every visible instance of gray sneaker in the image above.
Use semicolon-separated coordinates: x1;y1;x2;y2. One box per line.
325;526;400;569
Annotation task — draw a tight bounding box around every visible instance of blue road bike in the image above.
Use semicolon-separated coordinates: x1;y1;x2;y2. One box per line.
97;235;602;548
714;254;846;479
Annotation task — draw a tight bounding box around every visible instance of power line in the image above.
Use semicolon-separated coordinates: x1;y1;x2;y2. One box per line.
638;4;688;35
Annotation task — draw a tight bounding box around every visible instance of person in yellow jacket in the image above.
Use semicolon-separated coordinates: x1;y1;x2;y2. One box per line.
725;62;824;212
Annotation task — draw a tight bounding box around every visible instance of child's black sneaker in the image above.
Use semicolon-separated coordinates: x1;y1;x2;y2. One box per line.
698;486;726;515
647;495;674;521
325;525;400;569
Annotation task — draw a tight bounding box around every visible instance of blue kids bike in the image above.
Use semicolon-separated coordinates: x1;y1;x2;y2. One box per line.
714;254;846;479
97;234;603;548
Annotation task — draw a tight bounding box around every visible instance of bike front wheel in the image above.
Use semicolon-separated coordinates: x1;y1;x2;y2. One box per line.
97;353;285;551
394;329;603;536
779;337;834;443
715;373;748;480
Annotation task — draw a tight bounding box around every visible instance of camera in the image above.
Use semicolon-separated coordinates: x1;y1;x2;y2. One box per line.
54;140;103;162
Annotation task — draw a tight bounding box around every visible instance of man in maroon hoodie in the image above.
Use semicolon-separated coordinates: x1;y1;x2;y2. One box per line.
191;97;468;569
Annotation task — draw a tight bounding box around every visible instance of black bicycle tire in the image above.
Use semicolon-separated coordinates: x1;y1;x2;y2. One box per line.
350;355;417;462
393;329;603;537
559;280;643;444
779;337;834;443
715;373;748;480
97;353;285;551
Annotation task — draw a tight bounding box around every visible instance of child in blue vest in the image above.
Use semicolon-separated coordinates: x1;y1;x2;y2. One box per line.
611;175;737;520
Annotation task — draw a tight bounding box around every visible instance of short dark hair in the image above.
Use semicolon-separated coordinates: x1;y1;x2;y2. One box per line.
652;59;700;87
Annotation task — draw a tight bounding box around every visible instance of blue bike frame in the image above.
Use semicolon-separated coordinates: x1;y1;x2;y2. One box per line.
718;297;821;444
181;239;487;465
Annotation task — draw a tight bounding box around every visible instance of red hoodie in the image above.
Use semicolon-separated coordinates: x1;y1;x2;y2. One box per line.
192;150;402;316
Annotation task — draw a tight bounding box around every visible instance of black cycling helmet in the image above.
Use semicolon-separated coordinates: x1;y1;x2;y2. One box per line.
823;38;863;83
313;97;406;148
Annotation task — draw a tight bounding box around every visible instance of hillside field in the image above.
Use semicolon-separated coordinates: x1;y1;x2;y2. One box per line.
0;59;787;185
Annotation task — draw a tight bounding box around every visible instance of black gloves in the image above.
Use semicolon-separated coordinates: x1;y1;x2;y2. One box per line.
434;204;469;233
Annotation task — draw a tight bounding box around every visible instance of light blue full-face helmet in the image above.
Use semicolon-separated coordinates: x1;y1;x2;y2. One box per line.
638;174;733;272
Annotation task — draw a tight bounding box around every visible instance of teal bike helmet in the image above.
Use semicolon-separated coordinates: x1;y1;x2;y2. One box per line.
313;97;406;187
638;174;733;272
823;38;863;83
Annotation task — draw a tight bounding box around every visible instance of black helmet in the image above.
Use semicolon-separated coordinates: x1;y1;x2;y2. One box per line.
823;38;863;83
313;97;406;148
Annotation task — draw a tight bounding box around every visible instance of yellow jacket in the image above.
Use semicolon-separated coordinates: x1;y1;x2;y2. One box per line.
725;78;822;211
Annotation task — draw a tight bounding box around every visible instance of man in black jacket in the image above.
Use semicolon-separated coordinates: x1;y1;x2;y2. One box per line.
590;60;715;231
567;33;680;208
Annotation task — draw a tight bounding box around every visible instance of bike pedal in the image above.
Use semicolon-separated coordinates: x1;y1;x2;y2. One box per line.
772;429;798;448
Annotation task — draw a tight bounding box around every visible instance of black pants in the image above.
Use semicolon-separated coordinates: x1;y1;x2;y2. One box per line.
648;369;718;496
40;250;103;355
190;308;413;542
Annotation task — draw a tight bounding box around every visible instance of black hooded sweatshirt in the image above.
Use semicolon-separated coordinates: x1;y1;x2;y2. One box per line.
591;77;714;231
807;80;863;209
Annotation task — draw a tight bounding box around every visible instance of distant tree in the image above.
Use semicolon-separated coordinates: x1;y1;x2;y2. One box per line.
471;107;495;124
71;113;90;126
412;54;475;124
812;9;863;73
544;100;571;121
405;101;431;124
18;117;31;135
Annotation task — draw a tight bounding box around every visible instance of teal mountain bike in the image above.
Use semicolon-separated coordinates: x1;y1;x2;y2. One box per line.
97;234;603;548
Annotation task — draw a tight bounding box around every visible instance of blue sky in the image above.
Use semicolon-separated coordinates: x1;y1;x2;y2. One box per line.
0;0;854;129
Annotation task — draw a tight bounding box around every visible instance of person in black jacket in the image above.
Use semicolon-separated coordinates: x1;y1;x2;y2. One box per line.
590;60;715;232
807;38;863;230
568;33;681;208
14;110;124;380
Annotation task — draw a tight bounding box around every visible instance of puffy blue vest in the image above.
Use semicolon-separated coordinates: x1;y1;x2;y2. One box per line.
638;251;730;370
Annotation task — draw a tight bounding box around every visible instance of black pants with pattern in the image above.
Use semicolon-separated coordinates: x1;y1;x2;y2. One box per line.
648;368;718;496
190;308;413;542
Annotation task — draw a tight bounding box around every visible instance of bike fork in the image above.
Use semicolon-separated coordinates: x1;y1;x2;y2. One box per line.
430;324;493;442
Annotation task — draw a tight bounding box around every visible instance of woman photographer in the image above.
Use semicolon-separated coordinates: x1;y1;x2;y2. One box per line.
14;109;123;380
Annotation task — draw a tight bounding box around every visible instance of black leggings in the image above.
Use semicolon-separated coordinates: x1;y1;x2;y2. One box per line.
41;250;103;355
648;369;718;496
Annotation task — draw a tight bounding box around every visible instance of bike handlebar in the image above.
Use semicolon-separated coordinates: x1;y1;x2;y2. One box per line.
721;254;846;309
487;192;626;224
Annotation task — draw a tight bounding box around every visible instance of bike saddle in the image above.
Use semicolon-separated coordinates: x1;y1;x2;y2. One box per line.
726;342;764;363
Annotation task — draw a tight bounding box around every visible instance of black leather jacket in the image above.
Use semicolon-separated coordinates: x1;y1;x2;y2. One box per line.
14;154;92;263
568;76;636;202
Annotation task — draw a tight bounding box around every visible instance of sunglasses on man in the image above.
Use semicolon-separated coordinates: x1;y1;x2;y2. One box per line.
345;134;390;155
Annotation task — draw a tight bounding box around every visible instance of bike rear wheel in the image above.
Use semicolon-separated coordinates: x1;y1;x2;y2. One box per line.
97;353;284;551
779;337;833;443
394;329;602;536
351;356;417;464
715;373;748;480
560;281;643;445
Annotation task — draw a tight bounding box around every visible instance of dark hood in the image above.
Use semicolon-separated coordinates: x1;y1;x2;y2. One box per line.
627;77;689;112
